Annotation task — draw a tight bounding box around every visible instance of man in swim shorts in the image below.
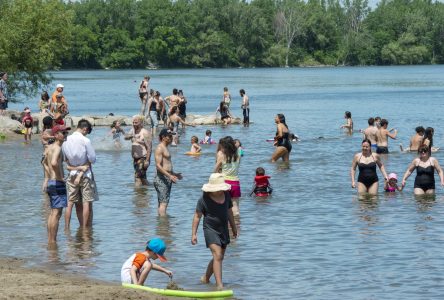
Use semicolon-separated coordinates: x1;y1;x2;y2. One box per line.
376;119;397;154
154;128;182;216
240;89;249;127
43;124;70;244
363;117;378;150
125;115;152;187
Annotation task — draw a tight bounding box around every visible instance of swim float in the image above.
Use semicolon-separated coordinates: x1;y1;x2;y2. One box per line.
123;283;234;298
185;152;201;156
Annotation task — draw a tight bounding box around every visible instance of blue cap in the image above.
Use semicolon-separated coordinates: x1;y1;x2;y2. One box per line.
146;238;167;262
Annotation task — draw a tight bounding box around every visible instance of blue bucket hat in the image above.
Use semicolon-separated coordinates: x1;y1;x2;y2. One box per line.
146;238;167;262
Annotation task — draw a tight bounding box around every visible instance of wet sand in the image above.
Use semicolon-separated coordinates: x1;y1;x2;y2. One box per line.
0;257;168;300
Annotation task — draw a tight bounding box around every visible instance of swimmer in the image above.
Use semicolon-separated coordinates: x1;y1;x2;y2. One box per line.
109;120;125;148
201;129;216;144
351;139;388;195
363;117;378;150
271;114;291;162
190;136;201;153
401;145;444;195
400;126;424;152
121;238;172;285
384;173;402;192
376;119;397;154
250;167;273;197
340;111;353;134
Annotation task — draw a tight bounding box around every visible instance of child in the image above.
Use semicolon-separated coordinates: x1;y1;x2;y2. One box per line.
201;129;215;144
109;120;125;148
22;107;33;143
190;136;201;153
121;238;172;285
250;167;273;197
234;139;244;157
384;173;402;192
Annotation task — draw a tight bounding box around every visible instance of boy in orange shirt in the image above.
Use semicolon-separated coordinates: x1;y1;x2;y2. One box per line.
121;238;172;285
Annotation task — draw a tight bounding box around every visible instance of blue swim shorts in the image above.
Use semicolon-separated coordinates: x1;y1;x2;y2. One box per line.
47;180;67;209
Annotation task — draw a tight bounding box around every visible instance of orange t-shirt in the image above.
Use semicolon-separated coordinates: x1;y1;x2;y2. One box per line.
132;252;148;270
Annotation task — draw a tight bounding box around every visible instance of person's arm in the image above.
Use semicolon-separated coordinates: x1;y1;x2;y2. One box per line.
375;154;388;181
432;158;444;186
350;154;358;188
85;139;96;164
62;99;69;113
276;124;284;139
213;151;224;173
227;207;238;238
193;143;201;153
124;129;134;140
387;129;397;139
191;211;202;245
151;263;172;277
142;129;152;162
402;159;418;187
42;150;50;192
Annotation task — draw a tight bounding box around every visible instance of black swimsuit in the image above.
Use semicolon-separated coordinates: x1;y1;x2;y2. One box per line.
276;131;292;152
357;155;378;189
414;160;435;191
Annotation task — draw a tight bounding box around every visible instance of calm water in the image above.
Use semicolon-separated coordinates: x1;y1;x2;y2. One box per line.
2;66;444;299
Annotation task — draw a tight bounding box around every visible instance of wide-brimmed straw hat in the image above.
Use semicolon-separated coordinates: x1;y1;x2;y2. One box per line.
202;173;231;192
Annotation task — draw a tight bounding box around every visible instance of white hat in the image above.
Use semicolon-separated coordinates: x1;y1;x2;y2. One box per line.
56;83;64;89
202;173;231;192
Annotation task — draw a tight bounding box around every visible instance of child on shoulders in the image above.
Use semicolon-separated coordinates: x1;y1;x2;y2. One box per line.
250;167;273;197
121;238;172;285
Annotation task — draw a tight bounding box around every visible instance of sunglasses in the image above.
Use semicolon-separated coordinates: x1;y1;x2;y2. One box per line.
419;150;428;154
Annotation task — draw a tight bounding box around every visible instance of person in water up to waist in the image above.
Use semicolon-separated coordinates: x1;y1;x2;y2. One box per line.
376;118;397;154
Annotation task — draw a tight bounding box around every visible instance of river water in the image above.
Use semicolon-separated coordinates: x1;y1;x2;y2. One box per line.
2;66;444;299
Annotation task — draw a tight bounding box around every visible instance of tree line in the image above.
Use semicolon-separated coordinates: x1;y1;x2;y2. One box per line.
0;0;443;97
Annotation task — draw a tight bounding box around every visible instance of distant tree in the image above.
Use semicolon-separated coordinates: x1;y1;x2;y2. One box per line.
274;0;307;67
0;0;73;100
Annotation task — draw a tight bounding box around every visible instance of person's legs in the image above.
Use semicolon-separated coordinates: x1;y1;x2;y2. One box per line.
47;208;62;243
367;181;379;195
414;188;426;195
231;197;239;216
271;147;288;162
208;244;226;289
154;174;172;216
425;189;436;195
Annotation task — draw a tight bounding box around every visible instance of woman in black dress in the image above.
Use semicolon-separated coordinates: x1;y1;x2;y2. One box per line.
191;173;238;290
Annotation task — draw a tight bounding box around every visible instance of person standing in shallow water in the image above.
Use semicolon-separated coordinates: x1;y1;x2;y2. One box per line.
240;89;249;127
271;114;291;162
138;76;150;115
401;145;444;195
351;139;389;195
191;173;238;290
340;111;353;134
376;119;397;154
154;128;182;216
0;72;8;115
125;116;152;187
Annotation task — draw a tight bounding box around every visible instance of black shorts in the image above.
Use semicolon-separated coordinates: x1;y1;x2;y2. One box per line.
376;146;389;154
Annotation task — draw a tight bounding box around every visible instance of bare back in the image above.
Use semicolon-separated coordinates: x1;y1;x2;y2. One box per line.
364;126;378;145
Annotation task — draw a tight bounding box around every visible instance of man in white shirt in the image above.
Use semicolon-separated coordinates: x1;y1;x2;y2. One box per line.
62;119;97;229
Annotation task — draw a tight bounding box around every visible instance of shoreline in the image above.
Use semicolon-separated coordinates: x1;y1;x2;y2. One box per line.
0;257;168;299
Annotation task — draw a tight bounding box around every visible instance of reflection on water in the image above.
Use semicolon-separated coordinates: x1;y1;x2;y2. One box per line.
2;67;444;299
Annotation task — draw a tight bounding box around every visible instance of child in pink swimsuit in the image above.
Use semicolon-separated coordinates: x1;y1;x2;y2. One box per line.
384;173;402;192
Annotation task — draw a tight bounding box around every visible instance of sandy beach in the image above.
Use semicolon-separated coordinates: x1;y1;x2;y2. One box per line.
0;257;168;300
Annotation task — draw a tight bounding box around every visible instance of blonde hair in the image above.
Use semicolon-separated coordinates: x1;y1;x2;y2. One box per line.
191;136;198;143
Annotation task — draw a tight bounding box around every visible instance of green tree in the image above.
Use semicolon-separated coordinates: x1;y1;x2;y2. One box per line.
0;0;73;99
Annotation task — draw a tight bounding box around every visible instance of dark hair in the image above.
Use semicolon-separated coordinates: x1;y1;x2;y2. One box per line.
345;111;351;118
110;120;117;128
415;126;425;134
219;101;226;113
191;136;198;143
277;114;288;129
234;139;242;147
375;116;381;121
170;106;178;115
42;116;53;129
223;87;228;92
155;90;160;96
362;139;372;146
173;88;178;95
240;89;245;95
380;119;388;127
206;129;212;135
256;167;265;176
0;72;5;77
218;136;238;163
178;89;183;96
368;117;375;126
41;91;50;101
78;119;93;133
423;127;434;150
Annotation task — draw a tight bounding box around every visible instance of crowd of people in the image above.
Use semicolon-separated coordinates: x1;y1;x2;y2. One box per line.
347;112;444;196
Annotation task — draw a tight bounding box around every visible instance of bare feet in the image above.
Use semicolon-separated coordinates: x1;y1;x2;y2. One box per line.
200;275;210;284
